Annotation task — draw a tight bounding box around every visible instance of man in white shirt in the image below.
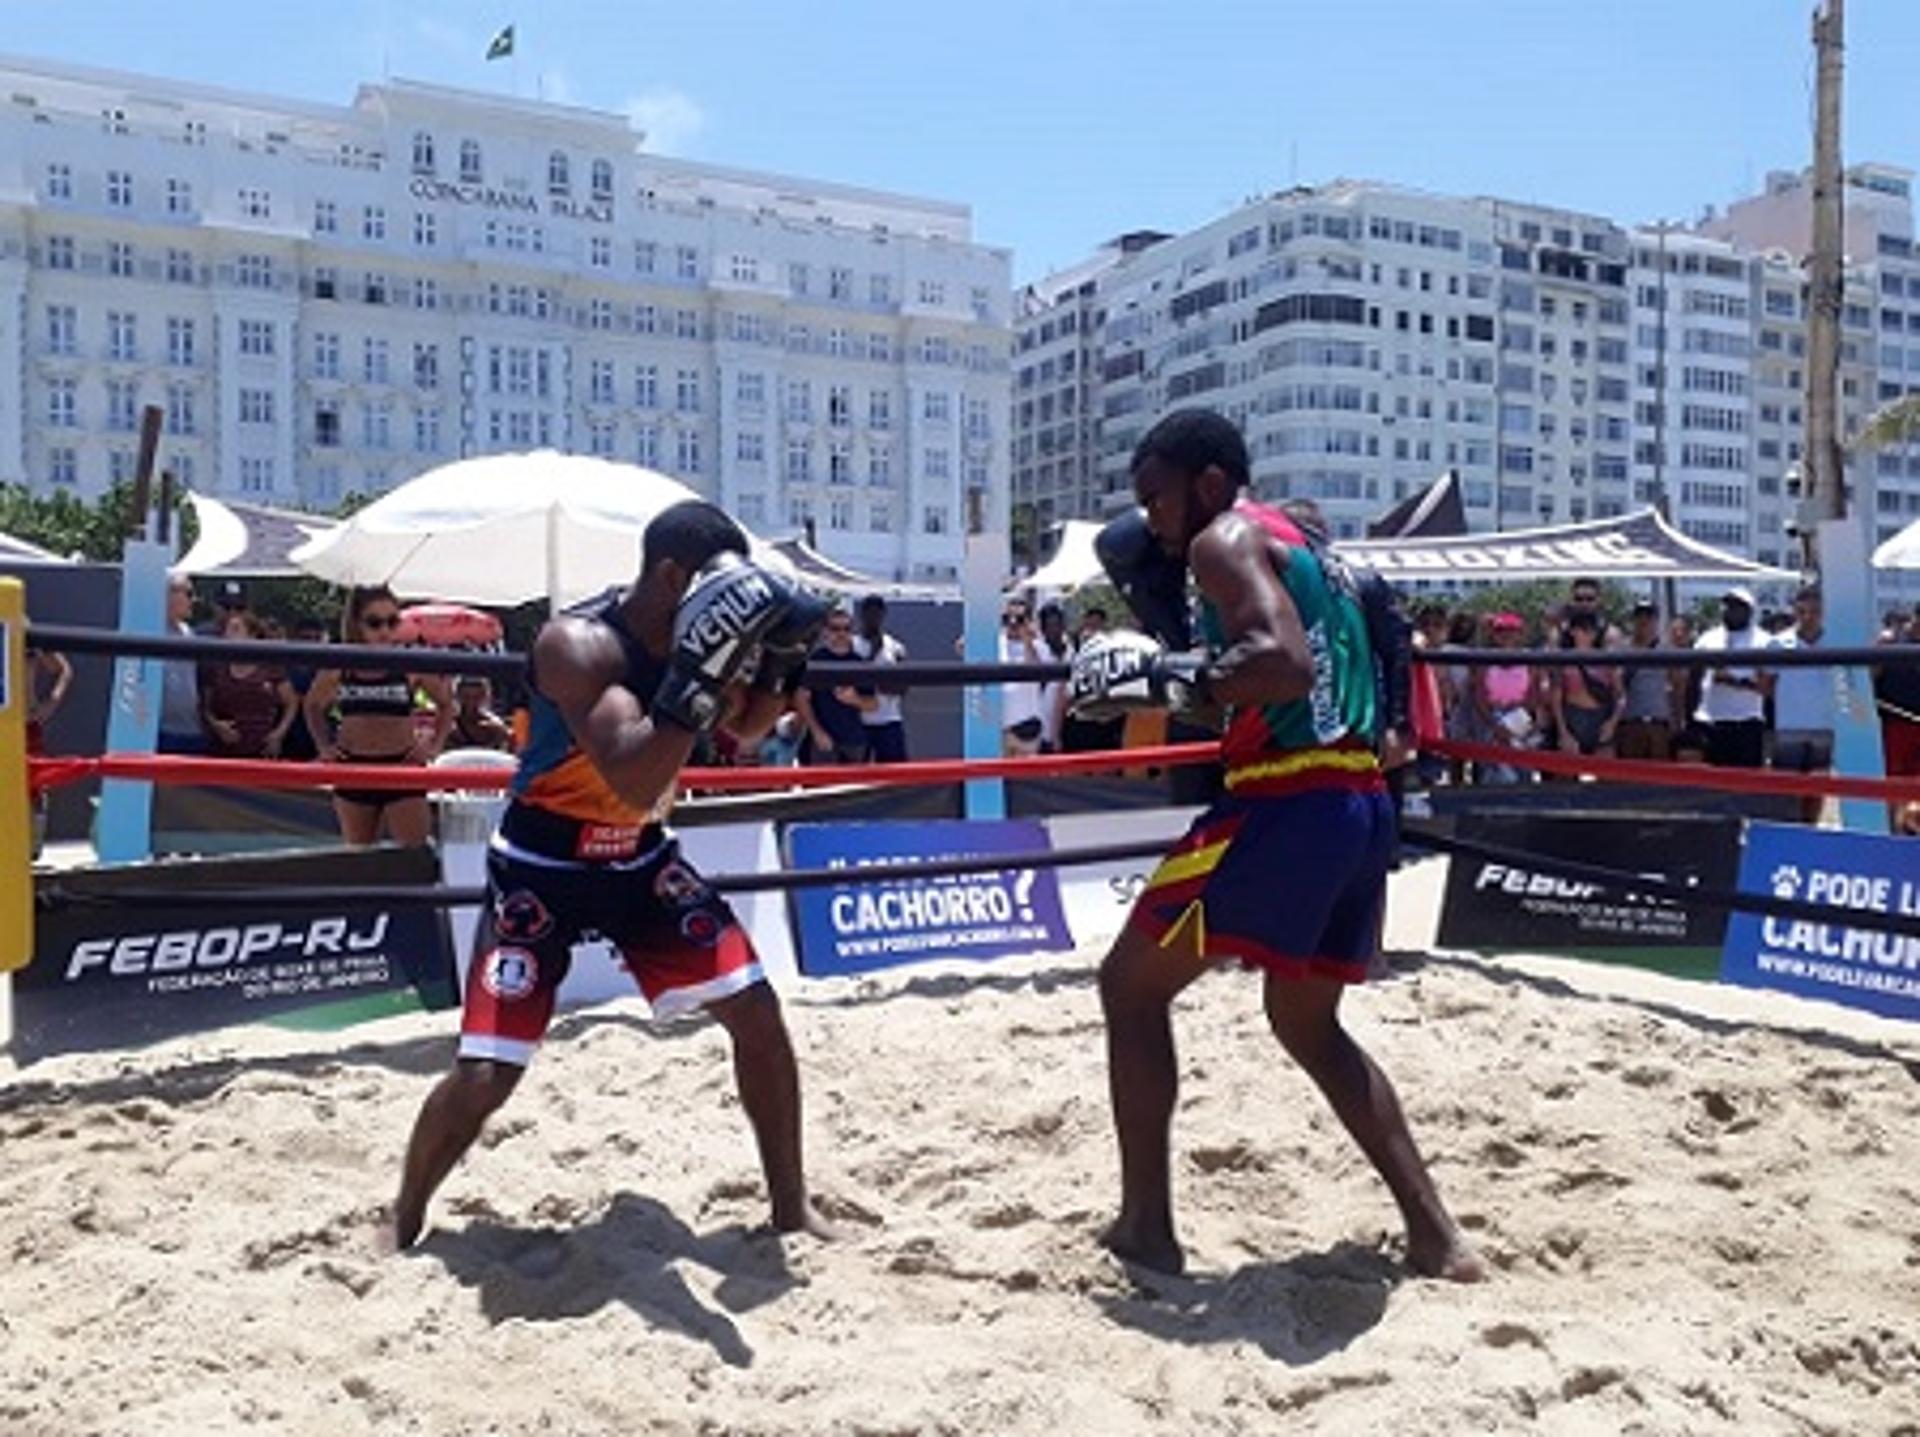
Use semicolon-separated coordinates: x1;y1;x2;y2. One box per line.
1770;586;1832;822
1692;585;1774;768
852;594;909;763
998;600;1045;756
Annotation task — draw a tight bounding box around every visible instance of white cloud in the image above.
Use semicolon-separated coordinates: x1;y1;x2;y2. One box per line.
624;89;706;155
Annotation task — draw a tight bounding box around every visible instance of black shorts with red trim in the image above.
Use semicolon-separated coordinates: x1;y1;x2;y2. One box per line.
460;836;762;1066
1125;785;1395;982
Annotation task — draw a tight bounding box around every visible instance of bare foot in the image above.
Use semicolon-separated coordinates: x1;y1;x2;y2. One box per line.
388;1200;426;1254
1100;1217;1185;1276
771;1199;842;1243
1408;1226;1486;1283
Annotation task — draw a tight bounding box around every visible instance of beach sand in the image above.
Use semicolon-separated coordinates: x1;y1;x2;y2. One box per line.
1;860;1917;1436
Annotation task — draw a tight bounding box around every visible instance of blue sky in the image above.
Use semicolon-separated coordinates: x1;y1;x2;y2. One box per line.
6;0;1918;281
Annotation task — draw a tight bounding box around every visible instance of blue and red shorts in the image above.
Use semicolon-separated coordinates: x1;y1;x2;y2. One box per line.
1126;785;1396;982
459;833;763;1066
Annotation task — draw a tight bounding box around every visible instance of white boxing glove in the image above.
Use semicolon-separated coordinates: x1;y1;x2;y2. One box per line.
1068;630;1211;721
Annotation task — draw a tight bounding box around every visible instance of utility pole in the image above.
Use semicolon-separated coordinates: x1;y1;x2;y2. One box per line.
1804;0;1847;567
1653;222;1678;618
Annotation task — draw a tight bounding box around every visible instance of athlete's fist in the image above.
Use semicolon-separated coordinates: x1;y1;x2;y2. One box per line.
1067;630;1210;721
652;553;794;731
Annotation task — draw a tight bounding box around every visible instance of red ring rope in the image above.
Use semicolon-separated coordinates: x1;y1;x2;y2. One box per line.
1427;739;1920;804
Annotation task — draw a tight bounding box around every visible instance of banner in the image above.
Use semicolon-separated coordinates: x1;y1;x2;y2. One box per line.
1438;811;1741;954
786;818;1072;977
16;847;458;1062
1045;808;1198;951
1341;507;1797;581
1721;823;1920;1022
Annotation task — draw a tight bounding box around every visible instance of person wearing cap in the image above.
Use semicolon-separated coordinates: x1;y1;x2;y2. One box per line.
1615;602;1677;761
1470;612;1537;783
1771;586;1833;823
1692;586;1775;768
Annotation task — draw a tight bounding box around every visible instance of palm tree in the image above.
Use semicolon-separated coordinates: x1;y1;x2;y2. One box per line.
1852;393;1920;454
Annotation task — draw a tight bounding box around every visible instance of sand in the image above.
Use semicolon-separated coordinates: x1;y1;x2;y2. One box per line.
2;861;1918;1437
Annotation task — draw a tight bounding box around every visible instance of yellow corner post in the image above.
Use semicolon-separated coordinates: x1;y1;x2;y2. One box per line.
0;578;31;971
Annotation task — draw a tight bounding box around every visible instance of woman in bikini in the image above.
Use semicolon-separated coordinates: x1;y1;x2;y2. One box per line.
303;586;453;846
1549;611;1622;757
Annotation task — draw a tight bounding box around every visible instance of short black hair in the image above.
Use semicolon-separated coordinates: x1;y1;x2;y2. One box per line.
859;594;887;615
1130;408;1250;490
1084;606;1108;622
641;500;748;575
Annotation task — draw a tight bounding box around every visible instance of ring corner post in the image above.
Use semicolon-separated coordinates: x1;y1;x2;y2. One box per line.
0;577;32;973
1817;517;1890;835
95;537;172;864
961;527;1006;821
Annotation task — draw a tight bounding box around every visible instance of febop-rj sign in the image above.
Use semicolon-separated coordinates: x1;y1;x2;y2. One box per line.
785;819;1073;977
1721;823;1920;1023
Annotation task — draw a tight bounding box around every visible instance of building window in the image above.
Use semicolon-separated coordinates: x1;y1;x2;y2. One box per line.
736;431;764;464
589;359;615;404
828;385;852;427
923;504;949;534
923;391;951;423
414;277;439;312
548;150;570;196
166;383;196;436
46;236;74;271
731;254;759;283
414;407;442;455
314;401;341;448
590;159;613;202
107;170;133;208
107;312;137;362
313;332;340;379
240;458;273;495
459;139;482;183
870;273;893;306
829;443;852;486
45;163;71;200
357;205;383;241
313;199;337;234
828;497;852;531
166;248;193;284
363;401;392;450
313;266;338;301
49;447;77;487
239;388;275;425
737;371;766;408
785;380;812;423
363;338;389;385
786;443;811;483
869;390;892;430
238;319;274;357
108;242;135;278
634;302;657;334
868;332;892;363
47;379;77;429
917;279;946;307
45;305;76;356
738;493;767;526
675;245;699;280
589;299;613;331
676;368;702;412
675;308;699;340
236;254;273;290
827;266;852;301
626;363;656;409
675;428;702;474
413;343;439;389
364;272;387;305
788;262;810;296
590;235;612;269
412;130;436;176
635;422;660;467
635;240;657;274
924;448;951;480
167;317;197;367
412;211;436;248
869;502;891;532
868;446;892;487
107;379;138;432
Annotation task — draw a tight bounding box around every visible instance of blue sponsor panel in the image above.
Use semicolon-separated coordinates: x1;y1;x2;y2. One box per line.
787;819;1072;977
1721;822;1920;1023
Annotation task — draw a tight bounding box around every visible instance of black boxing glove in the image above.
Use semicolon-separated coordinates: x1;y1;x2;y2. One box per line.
752;586;830;696
651;553;793;732
1095;508;1193;651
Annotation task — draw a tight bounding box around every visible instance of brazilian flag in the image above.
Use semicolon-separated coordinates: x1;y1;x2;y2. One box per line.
485;24;514;61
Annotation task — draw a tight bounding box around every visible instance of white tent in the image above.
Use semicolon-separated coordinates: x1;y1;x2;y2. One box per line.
291;451;788;607
1014;519;1106;594
1873;516;1920;571
176;494;339;578
0;530;70;564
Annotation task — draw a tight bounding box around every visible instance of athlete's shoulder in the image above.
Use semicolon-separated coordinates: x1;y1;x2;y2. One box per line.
531;613;629;705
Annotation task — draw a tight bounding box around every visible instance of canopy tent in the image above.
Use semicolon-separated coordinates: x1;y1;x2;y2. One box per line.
290;451;789;607
1366;470;1468;539
1873;515;1920;571
1339;508;1801;582
1013;519;1105;594
765;536;956;601
175;494;340;578
0;530;71;564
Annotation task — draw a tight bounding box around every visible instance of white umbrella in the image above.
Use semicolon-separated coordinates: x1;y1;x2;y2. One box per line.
289;451;781;607
1012;519;1107;594
1872;515;1920;570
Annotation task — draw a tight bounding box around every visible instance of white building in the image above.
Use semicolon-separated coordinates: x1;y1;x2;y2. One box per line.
0;53;1011;582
